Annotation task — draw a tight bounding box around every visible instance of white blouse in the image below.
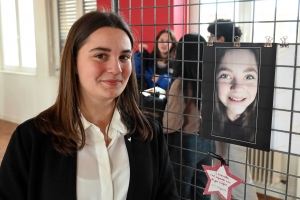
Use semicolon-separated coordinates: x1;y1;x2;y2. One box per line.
77;109;130;200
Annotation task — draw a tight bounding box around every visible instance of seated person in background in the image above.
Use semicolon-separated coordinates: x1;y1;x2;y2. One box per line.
207;19;242;42
134;29;177;91
207;19;258;200
163;33;216;200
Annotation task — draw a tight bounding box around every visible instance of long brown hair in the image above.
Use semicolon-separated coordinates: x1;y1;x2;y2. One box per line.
153;29;177;62
173;34;206;109
35;10;153;155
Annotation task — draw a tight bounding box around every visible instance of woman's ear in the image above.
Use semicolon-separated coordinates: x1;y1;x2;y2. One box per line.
217;36;225;42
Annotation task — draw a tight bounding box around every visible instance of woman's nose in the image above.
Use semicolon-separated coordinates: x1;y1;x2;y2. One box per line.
107;58;122;74
230;79;244;91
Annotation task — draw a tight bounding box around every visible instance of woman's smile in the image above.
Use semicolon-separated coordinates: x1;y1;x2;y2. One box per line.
228;96;246;102
101;79;122;86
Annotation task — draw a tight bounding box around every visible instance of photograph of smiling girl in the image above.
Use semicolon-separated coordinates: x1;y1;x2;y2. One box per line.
212;48;260;143
200;43;276;151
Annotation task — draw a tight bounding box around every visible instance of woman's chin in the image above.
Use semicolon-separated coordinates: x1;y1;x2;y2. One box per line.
227;109;244;121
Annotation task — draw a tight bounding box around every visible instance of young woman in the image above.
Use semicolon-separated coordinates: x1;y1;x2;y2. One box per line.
163;34;216;200
212;48;260;143
0;10;179;200
134;29;177;91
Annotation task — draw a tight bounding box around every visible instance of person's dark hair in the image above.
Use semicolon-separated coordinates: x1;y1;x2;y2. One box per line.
172;34;206;109
35;10;153;155
207;19;242;42
213;48;260;132
152;29;178;63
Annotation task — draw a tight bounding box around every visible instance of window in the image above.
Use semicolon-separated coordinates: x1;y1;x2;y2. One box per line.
48;0;97;76
189;0;246;42
58;0;97;49
0;0;37;74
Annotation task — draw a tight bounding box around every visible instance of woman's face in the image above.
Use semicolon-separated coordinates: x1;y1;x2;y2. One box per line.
216;49;258;121
157;32;172;56
76;27;132;104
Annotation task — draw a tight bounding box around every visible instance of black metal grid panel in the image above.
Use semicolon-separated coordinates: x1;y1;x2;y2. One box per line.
115;0;300;199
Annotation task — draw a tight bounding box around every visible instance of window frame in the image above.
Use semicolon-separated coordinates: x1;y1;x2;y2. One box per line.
47;0;97;76
0;0;37;75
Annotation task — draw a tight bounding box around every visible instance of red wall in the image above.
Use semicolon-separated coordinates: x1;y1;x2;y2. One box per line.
97;0;187;52
173;0;187;40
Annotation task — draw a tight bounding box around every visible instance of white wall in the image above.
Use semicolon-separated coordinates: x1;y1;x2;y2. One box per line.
0;0;59;124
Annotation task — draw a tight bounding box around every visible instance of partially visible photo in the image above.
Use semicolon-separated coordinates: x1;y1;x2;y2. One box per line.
201;43;276;151
212;48;260;143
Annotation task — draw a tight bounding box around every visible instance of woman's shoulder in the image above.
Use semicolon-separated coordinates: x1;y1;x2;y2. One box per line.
18;117;36;128
171;78;181;87
142;116;167;149
4;118;53;157
12;117;48;142
143;115;163;138
168;78;182;95
13;118;37;134
144;115;161;131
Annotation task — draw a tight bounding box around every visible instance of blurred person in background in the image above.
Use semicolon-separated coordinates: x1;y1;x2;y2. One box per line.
163;33;216;200
134;29;177;91
207;19;242;42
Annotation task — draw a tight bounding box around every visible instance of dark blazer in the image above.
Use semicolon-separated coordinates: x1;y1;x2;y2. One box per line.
0;117;179;200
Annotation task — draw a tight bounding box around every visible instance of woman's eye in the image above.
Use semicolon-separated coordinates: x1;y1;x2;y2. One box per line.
245;75;255;80
159;40;168;43
120;55;131;60
219;74;231;79
96;54;107;59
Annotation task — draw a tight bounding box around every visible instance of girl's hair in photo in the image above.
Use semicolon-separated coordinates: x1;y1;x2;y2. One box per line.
152;29;178;63
213;48;260;131
172;33;206;109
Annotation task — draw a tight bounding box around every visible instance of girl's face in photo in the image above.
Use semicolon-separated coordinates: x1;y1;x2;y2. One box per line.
157;32;172;55
216;49;258;121
76;27;132;104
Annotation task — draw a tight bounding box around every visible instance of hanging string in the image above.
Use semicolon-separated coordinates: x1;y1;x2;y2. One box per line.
207;151;228;166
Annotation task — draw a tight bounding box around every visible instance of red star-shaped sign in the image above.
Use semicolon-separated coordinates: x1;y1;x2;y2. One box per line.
202;161;244;200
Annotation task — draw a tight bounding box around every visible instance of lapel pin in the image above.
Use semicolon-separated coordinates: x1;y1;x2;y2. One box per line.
128;137;131;142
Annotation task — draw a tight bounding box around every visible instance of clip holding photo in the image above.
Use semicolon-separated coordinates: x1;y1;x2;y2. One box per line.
207;36;215;46
280;36;289;48
233;36;241;47
264;36;273;47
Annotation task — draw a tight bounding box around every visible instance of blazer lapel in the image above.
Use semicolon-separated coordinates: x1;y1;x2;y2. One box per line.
124;134;135;200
